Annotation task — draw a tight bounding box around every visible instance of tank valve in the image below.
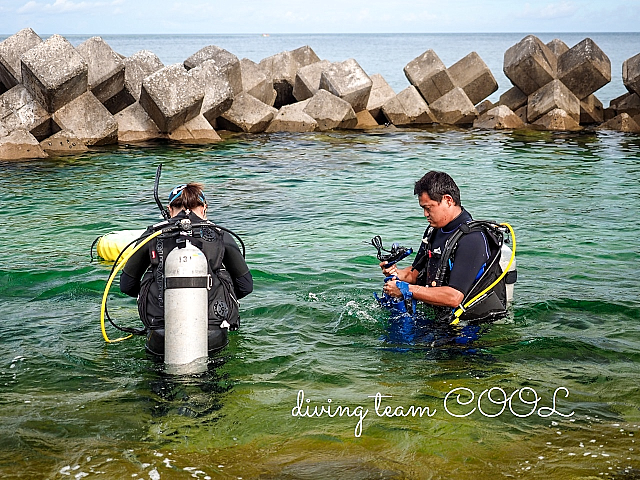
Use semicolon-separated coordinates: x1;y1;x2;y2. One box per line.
178;218;192;231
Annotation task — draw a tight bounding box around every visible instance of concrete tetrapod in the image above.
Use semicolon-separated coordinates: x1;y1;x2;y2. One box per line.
293;60;332;102
404;49;455;104
20;34;88;113
557;38;611;100
40;130;89;155
240;58;277;106
532;108;582;131
184;45;242;96
52;91;118;146
76;36;125;105
0;129;47;160
0;28;42;89
381;86;435;126
189;61;234;124
503;35;557;96
139;63;204;133
319;58;372;112
448;52;498;106
623;52;640;97
473;105;525;130
265;100;318;133
527;80;580;123
114;101;162;143
303;89;357;131
218;92;278;133
366;74;396;124
0;84;52;140
429;87;477;125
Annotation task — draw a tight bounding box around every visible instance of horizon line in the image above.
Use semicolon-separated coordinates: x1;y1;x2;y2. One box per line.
2;30;640;37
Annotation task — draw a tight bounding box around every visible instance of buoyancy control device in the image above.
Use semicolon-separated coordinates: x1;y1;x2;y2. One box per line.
440;221;517;324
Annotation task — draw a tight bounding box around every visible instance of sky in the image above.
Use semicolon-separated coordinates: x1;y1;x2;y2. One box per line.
0;0;639;35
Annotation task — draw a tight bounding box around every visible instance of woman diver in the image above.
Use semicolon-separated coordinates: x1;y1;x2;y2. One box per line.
119;182;253;356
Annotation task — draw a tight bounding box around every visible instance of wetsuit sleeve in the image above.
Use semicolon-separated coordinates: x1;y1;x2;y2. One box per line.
447;231;490;297
119;229;153;297
222;232;253;299
233;271;253;300
120;271;140;297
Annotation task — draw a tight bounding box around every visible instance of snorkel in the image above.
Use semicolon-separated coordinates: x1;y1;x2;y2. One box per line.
154;164;170;220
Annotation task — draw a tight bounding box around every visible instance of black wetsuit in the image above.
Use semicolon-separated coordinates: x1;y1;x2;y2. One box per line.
120;210;252;355
412;208;489;302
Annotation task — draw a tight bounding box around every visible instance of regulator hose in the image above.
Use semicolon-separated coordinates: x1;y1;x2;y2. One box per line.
100;229;164;343
450;222;516;325
206;224;246;258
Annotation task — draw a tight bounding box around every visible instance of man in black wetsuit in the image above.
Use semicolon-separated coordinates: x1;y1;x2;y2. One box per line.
381;171;489;314
120;183;253;355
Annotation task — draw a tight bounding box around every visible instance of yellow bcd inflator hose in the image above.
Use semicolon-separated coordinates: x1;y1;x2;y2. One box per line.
450;222;516;325
100;229;164;343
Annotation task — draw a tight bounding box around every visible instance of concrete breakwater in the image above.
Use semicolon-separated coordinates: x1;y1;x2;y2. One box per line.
1;29;640;160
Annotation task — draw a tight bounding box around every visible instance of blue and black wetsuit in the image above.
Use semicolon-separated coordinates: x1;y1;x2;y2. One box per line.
412;208;489;294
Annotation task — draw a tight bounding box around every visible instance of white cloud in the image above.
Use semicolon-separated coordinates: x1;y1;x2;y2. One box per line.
17;1;39;13
17;0;122;14
518;1;578;19
282;11;312;23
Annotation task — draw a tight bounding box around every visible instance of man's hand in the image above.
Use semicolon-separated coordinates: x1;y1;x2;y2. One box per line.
380;261;398;277
383;277;402;298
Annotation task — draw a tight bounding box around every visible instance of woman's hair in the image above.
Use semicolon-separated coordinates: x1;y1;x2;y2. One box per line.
167;182;207;210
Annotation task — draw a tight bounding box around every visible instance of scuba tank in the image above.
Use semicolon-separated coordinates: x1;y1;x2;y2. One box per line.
500;242;516;305
163;238;210;374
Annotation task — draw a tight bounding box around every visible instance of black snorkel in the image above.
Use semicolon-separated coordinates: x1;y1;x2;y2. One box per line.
154;164;170;220
153;163;247;257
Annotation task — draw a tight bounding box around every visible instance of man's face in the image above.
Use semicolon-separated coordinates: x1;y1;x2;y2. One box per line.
418;192;453;228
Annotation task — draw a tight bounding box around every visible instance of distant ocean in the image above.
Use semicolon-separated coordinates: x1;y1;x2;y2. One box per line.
1;32;639;104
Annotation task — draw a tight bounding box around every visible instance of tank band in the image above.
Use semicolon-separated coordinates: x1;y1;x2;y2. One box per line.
165;276;209;289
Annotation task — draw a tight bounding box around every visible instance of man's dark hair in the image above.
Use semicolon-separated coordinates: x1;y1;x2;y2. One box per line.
413;171;461;206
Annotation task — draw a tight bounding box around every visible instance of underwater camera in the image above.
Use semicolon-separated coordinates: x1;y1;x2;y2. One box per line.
370;236;414;315
370;235;413;266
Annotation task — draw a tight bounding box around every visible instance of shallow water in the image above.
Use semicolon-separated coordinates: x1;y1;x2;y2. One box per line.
0;126;639;479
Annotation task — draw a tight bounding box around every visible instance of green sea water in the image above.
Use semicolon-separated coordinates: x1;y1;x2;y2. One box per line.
0;127;639;479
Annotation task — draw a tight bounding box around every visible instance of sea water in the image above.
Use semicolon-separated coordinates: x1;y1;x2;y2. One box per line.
0;34;639;479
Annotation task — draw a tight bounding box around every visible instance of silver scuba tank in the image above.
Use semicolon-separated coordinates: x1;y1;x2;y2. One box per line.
499;243;516;305
164;239;210;374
